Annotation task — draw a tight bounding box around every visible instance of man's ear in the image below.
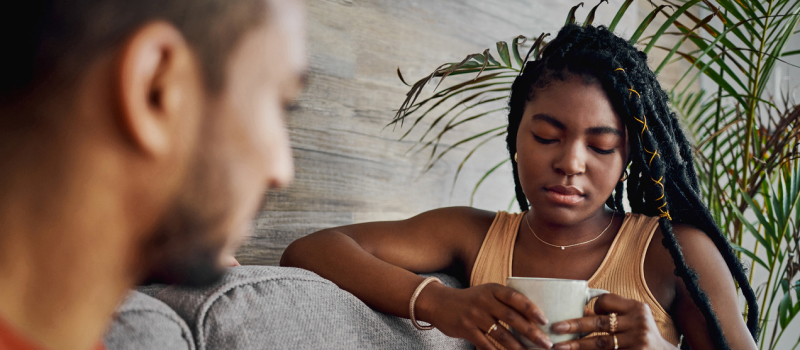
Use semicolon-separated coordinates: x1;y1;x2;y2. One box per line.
115;21;202;157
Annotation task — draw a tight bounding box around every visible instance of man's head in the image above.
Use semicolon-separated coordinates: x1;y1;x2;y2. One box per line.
0;0;306;286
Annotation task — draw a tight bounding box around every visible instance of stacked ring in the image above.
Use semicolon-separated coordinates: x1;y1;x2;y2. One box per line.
609;313;619;350
609;313;618;333
485;323;498;337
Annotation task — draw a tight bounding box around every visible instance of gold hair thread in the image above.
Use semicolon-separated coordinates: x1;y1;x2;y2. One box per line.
617;68;670;220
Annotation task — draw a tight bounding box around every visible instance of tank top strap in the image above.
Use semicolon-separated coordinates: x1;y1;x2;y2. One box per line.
588;213;660;288
470;211;525;287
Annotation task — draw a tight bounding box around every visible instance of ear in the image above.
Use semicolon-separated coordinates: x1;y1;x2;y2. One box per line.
115;21;203;157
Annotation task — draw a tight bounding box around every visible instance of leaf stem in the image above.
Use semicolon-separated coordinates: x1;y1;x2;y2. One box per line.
743;4;777;298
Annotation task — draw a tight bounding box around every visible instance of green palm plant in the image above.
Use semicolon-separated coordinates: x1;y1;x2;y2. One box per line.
388;0;800;348
728;161;800;349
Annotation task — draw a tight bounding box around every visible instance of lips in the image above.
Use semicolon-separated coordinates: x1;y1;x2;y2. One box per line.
544;185;585;205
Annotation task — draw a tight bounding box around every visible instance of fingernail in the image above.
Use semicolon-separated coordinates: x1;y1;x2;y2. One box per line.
540;339;554;349
553;344;570;350
552;322;568;333
536;311;549;325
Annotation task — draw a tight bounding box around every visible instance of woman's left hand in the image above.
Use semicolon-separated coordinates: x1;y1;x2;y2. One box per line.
549;294;675;350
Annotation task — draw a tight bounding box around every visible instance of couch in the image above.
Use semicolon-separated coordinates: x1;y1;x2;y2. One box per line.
104;266;472;349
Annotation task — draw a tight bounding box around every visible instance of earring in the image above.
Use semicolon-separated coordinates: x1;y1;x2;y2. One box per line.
514;153;518;162
620;170;628;181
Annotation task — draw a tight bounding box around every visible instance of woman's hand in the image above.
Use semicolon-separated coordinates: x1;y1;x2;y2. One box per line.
549;294;674;350
419;282;553;350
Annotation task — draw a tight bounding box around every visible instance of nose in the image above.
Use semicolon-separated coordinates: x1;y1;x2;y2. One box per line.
267;142;294;190
553;141;586;176
263;118;295;190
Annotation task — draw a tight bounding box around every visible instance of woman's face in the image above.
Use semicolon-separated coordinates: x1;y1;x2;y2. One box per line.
516;75;629;224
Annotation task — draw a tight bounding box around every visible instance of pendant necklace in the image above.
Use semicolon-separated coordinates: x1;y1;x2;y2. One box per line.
524;211;615;250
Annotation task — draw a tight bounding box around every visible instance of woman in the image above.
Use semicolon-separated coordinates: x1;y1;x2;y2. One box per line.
281;24;759;350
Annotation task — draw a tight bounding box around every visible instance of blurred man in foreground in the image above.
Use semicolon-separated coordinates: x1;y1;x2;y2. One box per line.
0;0;306;349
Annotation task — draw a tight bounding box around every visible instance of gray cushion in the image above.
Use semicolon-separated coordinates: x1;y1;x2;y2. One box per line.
105;291;195;350
137;283;168;297
154;266;471;350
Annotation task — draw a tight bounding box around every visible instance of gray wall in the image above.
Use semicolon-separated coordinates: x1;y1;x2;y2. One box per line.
237;0;694;265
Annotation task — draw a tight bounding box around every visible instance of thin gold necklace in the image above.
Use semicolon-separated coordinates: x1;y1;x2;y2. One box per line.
524;211;615;250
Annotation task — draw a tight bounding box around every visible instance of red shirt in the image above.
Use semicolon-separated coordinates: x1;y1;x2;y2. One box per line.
0;316;105;350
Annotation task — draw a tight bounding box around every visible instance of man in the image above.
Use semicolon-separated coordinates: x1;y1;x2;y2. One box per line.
0;0;306;349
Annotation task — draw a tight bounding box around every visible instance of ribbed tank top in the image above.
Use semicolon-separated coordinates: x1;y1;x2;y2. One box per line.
470;211;681;346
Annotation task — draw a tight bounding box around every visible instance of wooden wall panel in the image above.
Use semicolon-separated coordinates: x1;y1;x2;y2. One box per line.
238;0;696;265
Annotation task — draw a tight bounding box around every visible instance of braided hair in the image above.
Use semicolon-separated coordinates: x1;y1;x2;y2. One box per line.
507;24;758;349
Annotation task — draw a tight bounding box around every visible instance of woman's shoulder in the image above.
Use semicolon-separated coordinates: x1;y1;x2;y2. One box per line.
643;219;730;308
627;213;718;250
414;206;498;232
646;220;723;268
658;221;729;274
410;206;502;249
651;220;720;257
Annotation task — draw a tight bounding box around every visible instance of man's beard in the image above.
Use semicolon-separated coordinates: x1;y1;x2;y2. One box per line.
139;145;234;287
140;241;225;287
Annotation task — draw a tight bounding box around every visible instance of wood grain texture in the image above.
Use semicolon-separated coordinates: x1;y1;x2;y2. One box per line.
238;0;698;265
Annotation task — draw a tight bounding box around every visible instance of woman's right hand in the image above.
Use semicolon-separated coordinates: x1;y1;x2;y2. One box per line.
418;282;553;350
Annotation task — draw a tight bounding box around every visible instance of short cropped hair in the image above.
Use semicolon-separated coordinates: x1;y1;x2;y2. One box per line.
0;0;268;107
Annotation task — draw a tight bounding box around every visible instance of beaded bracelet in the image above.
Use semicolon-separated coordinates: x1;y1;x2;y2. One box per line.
409;276;442;330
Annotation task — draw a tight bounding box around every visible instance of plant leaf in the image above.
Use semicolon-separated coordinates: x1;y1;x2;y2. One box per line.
476;50;491;80
783;49;800;57
779;289;792;328
609;0;634;32
450;130;507;196
630;4;677;45
701;0;727;25
566;2;584;26
512;35;528;67
496;41;512;68
729;195;774;256
530;32;550;63
397;67;410;86
584;0;609;26
642;1;698;54
409;85;511;147
423;125;507;173
433;54;480;92
470;159;510;206
730;243;769;269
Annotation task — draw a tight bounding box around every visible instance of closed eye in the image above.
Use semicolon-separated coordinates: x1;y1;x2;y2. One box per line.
590;146;615;155
533;134;558;144
284;102;301;113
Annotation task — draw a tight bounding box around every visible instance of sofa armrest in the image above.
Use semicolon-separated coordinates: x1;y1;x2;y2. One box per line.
153;266;471;350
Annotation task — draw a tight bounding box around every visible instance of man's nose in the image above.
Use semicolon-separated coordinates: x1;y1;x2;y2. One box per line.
265;122;295;190
267;145;294;189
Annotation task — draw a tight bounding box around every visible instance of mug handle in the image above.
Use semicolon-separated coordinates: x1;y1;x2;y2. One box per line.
585;288;609;304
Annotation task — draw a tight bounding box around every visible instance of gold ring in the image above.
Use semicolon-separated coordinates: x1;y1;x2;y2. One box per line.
485;323;498;337
609;312;618;334
613;334;619;349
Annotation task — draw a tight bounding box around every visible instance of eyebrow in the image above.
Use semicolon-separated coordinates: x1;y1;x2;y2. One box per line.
531;113;623;137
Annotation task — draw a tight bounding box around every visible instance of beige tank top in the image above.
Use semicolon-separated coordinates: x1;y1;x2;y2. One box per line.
470;211;681;346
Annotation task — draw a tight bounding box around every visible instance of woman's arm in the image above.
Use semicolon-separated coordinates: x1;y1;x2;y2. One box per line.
671;224;757;349
281;207;552;350
280;207;485;317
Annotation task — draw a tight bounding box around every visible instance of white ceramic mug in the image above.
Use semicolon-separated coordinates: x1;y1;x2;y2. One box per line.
506;277;609;349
